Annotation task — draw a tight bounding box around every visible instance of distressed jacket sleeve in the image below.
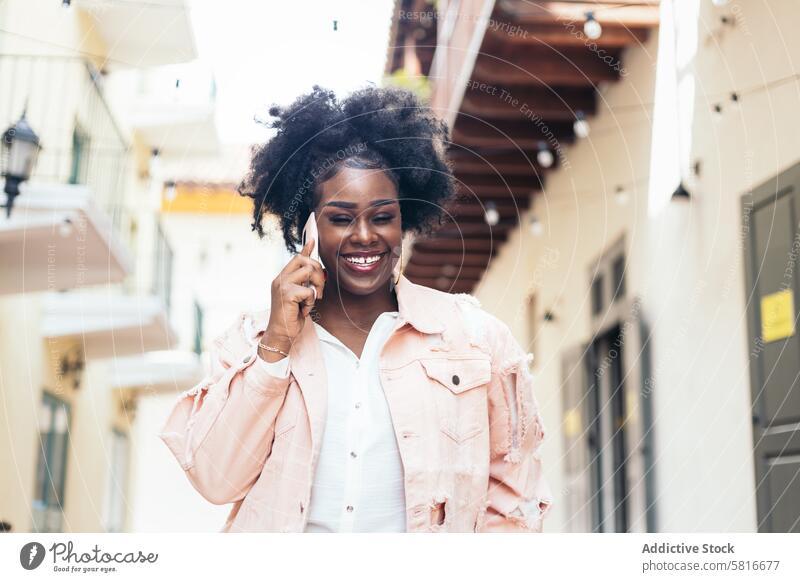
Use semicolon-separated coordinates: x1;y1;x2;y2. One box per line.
479;318;553;532
158;312;292;505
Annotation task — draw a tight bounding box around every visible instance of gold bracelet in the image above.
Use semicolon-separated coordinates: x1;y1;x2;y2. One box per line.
258;341;289;358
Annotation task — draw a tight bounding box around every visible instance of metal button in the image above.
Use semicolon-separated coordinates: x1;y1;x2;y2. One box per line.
350;451;357;458
452;374;460;385
346;505;354;512
243;356;251;364
354;402;362;409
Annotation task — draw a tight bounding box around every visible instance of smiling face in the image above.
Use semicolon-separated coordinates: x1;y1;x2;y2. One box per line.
313;164;402;296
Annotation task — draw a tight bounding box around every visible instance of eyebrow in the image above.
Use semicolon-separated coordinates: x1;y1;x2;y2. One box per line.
321;199;399;209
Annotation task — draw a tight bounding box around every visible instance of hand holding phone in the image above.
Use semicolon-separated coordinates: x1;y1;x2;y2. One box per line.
301;212;325;272
261;214;326;359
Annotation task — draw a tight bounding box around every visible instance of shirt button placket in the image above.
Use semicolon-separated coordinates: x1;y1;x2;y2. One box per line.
341;356;363;532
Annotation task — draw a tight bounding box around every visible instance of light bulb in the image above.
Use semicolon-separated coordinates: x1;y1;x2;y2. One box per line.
58;219;73;238
484;201;500;226
614;185;629;205
584;12;602;40
529;215;543;236
537;142;554;168
574;111;590;138
165;182;177;201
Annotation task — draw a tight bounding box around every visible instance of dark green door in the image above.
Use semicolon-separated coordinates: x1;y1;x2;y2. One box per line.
743;161;800;533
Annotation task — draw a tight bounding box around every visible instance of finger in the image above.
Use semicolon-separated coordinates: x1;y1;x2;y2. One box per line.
299;237;315;258
282;249;321;277
306;267;325;300
291;284;317;317
282;263;316;287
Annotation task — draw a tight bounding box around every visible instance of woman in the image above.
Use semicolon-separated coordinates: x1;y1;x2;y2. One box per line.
159;86;552;532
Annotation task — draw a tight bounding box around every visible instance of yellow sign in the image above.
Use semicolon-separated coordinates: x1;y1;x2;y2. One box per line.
760;289;796;343
563;408;582;437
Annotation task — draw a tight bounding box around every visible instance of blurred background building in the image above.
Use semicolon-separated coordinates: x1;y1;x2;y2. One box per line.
387;0;800;533
1;0;798;533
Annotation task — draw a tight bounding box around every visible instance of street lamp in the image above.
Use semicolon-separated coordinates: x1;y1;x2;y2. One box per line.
2;110;42;218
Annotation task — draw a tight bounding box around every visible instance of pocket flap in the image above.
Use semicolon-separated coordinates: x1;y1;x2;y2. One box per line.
420;357;492;394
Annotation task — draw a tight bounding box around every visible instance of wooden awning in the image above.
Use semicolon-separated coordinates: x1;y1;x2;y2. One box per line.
387;0;660;293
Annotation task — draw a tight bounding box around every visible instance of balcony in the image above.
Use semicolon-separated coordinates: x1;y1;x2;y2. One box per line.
73;0;196;69
40;291;177;360
0;54;133;294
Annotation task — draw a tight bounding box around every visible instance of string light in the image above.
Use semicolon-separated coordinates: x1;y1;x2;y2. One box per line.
58;219;73;238
484;201;500;226
536;141;554;168
573;110;590;138
165;180;178;201
529;215;543;236
728;92;740;110
614;185;629;205
583;11;602;40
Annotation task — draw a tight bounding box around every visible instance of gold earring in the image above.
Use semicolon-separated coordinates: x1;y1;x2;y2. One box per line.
393;245;403;286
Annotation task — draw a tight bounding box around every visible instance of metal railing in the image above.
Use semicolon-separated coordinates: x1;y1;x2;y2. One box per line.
0;54;130;232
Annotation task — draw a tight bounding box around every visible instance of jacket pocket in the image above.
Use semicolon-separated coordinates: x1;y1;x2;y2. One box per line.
420;356;491;443
419;357;491;394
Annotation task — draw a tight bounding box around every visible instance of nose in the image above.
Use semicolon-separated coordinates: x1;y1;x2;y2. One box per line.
349;215;378;247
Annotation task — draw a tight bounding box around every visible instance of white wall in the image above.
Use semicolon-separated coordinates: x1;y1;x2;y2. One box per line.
474;0;800;532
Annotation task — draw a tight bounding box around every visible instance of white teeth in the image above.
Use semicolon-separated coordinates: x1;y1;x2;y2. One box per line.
344;254;382;265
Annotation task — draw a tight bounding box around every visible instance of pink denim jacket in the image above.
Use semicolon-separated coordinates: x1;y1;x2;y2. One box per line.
159;274;552;532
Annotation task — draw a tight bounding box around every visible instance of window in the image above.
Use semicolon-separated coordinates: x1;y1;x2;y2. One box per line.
193;299;204;355
153;222;174;316
32;393;71;532
104;430;130;532
591;275;604;315
612;256;626;303
69;125;90;185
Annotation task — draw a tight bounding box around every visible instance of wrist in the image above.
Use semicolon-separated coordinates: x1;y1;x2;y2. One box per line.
258;331;293;362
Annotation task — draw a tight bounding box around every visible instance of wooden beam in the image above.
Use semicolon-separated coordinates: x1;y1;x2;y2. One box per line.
472;49;621;86
405;275;477;294
456;173;540;191
407;252;494;267
413;238;503;252
461;84;596;121
448;149;544;175
483;21;650;49
404;264;486;279
447;199;531;219
451;191;534;206
432;222;515;238
452;115;575;149
496;0;661;28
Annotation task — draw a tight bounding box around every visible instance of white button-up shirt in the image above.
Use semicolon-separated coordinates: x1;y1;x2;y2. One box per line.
256;311;407;532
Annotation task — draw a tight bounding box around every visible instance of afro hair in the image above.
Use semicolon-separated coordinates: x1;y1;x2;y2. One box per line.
238;85;457;253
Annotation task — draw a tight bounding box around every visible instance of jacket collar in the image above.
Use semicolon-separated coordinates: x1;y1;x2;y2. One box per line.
393;273;447;335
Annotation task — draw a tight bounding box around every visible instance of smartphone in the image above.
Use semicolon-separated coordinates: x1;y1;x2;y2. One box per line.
301;212;325;271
